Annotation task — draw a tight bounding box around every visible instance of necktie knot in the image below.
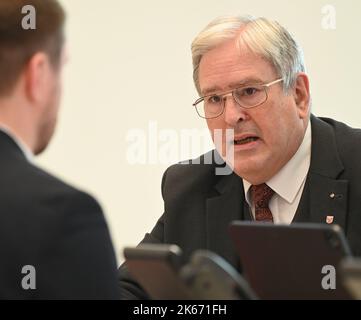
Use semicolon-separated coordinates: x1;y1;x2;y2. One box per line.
251;183;275;222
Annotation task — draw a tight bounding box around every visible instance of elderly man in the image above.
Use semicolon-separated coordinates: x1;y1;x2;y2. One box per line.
119;15;361;299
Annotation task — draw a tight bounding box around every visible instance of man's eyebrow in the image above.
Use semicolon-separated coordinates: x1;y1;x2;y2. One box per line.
201;77;264;96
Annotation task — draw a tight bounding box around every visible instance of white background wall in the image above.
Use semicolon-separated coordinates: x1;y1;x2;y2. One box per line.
36;0;361;263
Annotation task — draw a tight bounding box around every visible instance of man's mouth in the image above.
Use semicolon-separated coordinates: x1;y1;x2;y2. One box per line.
233;136;259;145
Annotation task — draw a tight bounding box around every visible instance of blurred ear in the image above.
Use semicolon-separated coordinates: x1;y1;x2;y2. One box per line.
292;73;310;119
24;52;52;106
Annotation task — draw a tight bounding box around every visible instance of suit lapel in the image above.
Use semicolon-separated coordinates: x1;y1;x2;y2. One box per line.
205;172;243;268
295;115;348;229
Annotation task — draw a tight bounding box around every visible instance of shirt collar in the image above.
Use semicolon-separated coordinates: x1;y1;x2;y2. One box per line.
0;124;34;163
243;120;312;204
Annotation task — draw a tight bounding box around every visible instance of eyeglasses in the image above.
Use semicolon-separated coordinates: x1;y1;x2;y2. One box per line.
192;78;284;119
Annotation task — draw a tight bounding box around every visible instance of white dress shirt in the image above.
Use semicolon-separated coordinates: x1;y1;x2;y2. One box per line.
0;124;34;163
243;121;312;224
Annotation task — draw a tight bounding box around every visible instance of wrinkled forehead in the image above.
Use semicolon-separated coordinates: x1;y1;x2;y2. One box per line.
198;39;276;96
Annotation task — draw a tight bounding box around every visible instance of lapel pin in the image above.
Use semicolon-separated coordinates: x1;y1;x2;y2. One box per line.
329;193;343;199
326;216;334;224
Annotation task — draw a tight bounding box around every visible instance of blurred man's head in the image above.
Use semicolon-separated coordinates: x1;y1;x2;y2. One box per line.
192;16;310;184
0;0;66;155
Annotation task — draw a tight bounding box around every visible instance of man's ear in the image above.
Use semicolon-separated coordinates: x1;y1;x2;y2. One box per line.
24;52;52;105
292;73;310;119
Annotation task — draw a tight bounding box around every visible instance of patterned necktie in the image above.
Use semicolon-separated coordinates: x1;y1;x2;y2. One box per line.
251;183;275;222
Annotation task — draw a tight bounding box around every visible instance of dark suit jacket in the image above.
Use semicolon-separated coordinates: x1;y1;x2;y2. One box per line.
0;130;119;299
119;115;361;299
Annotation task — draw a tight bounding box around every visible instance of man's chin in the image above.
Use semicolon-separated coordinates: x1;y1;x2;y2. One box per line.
34;118;57;155
34;141;50;156
233;161;264;182
34;128;56;155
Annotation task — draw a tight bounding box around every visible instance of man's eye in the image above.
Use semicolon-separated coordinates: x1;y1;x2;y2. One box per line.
207;95;222;104
241;87;259;96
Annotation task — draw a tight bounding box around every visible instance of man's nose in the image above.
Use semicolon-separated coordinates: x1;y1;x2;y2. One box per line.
223;93;249;125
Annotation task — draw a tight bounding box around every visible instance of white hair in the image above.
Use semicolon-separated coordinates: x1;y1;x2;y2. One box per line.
191;15;306;95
